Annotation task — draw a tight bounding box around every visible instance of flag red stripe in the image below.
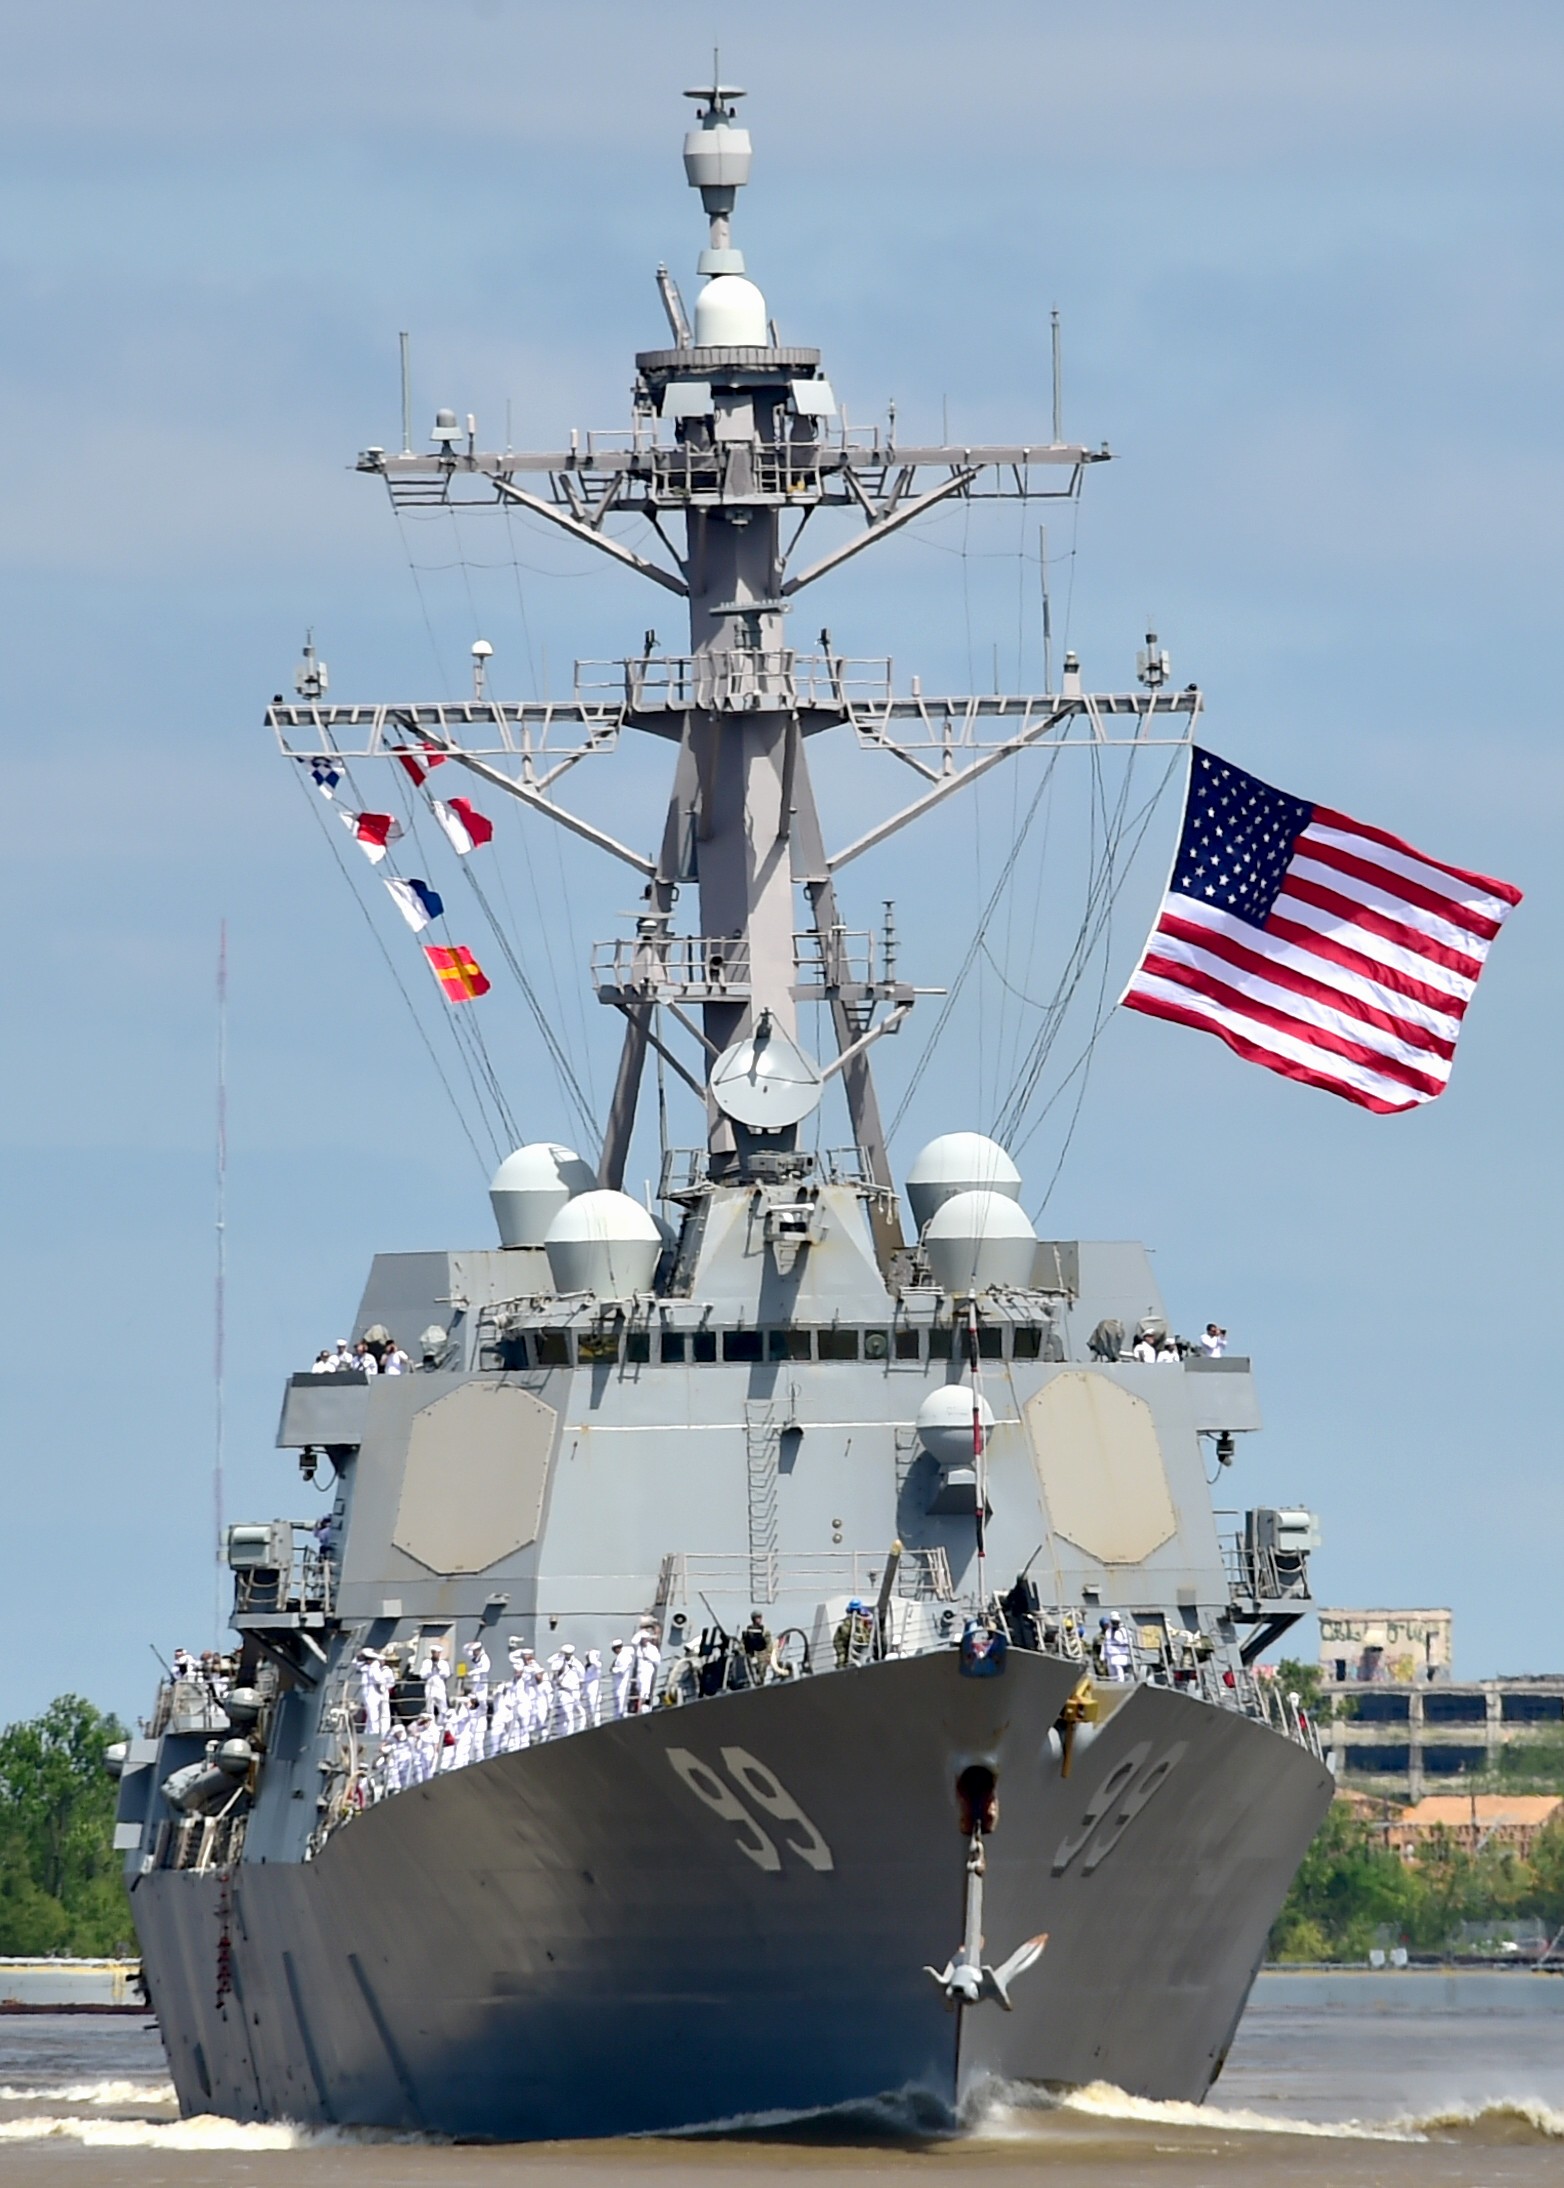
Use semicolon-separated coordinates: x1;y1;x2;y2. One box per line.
1280;875;1488;982
1293;834;1503;942
1261;908;1472;1021
1312;803;1523;905
1121;986;1418;1113
1137;950;1449;1101
1155;913;1456;1060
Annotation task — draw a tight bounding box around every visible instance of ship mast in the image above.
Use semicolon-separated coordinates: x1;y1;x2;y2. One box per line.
268;84;1200;1196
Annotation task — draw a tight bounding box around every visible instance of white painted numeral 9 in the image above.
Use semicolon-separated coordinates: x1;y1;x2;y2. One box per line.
1081;1741;1188;1874
665;1747;781;1871
720;1746;835;1871
1051;1743;1151;1875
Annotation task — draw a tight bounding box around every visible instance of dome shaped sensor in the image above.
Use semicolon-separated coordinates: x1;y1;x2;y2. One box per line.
906;1133;1022;1233
916;1384;995;1470
923;1189;1037;1296
693;273;768;348
490;1143;596;1249
544;1190;662;1299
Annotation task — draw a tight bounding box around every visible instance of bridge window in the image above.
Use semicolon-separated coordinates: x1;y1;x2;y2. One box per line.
863;1329;890;1361
723;1330;763;1363
660;1332;686;1363
578;1329;620;1363
768;1329;812;1362
894;1329;922;1361
625;1330;651;1365
691;1329;718;1363
535;1330;572;1368
1013;1326;1043;1361
818;1328;859;1362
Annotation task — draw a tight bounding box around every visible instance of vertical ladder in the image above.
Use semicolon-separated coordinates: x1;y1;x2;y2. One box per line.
745;1400;780;1605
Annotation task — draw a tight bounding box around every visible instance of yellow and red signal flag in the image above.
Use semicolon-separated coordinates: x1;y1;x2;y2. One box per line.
422;943;491;1003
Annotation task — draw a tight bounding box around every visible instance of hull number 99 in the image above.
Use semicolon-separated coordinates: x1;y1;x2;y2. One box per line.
666;1746;835;1873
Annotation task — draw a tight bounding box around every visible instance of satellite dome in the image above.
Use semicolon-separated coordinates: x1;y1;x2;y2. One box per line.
916;1384;995;1470
905;1132;1022;1232
693;273;768;347
490;1143;596;1249
923;1189;1037;1296
544;1190;662;1299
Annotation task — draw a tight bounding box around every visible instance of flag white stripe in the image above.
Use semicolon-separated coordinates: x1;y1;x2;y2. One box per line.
1125;971;1425;1110
1163;897;1464;1046
1270;887;1481;1001
1301;822;1514;926
1143;931;1452;1083
1288;854;1489;957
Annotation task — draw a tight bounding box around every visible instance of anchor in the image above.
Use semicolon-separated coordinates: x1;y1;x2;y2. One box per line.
924;1766;1047;2011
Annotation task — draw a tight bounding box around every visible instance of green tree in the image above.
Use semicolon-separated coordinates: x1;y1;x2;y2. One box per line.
1270;1798;1419;1960
1520;1815;1564;1932
0;1695;132;1954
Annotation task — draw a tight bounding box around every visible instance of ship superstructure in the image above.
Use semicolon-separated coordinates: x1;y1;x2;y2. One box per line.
111;84;1332;2138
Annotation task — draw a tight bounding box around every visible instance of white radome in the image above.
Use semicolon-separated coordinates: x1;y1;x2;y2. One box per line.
693;273;768;347
922;1188;1037;1296
489;1143;596;1249
915;1384;995;1470
905;1132;1022;1233
544;1190;663;1299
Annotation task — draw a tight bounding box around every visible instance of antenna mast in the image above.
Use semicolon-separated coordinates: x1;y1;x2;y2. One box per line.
214;919;228;1644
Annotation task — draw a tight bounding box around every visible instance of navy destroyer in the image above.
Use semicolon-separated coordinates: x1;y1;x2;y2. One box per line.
111;82;1334;2136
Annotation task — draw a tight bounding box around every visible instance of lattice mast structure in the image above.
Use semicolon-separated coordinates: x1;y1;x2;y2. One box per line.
269;78;1198;1188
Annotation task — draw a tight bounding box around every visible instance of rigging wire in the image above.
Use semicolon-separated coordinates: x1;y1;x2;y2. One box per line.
337;752;519;1151
991;745;1176;1150
1002;747;1186;1185
885;746;1064;1144
384;767;579;1152
295;767;494;1174
392;504;604;1146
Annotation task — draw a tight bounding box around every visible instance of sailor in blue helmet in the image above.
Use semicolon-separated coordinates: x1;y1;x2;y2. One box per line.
834;1598;875;1668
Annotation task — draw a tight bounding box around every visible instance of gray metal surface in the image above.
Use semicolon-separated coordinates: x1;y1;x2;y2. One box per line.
130;1651;1328;2137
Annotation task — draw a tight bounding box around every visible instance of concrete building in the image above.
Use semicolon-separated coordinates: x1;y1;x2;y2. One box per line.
1314;1609;1564;1795
1318;1607;1452;1685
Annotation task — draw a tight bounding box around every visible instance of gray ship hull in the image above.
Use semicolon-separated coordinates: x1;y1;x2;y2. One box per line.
131;1649;1330;2137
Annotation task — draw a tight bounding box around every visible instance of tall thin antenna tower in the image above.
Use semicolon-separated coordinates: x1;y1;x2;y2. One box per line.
214;919;228;1643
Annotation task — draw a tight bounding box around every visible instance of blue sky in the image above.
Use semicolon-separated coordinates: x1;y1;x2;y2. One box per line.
3;1;1560;1723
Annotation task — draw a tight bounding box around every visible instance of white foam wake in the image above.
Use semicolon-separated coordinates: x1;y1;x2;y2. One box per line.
977;2079;1564;2146
1051;2080;1418;2141
0;2112;436;2150
0;2080;176;2107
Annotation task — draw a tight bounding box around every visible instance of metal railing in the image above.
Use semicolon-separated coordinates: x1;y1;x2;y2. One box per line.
232;1540;335;1622
655;1547;956;1610
1218;1528;1311;1609
574;652;893;714
592;927;891;1004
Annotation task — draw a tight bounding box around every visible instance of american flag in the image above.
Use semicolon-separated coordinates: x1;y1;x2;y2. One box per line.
1121;748;1521;1114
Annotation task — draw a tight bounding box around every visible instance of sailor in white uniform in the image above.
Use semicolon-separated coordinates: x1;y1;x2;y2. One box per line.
1102;1615;1134;1682
356;1649;388;1738
419;1643;449;1720
583;1649;602;1727
610;1638;635;1719
466;1638;491;1700
549;1644;586;1736
523;1658;551;1744
632;1626;662;1713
